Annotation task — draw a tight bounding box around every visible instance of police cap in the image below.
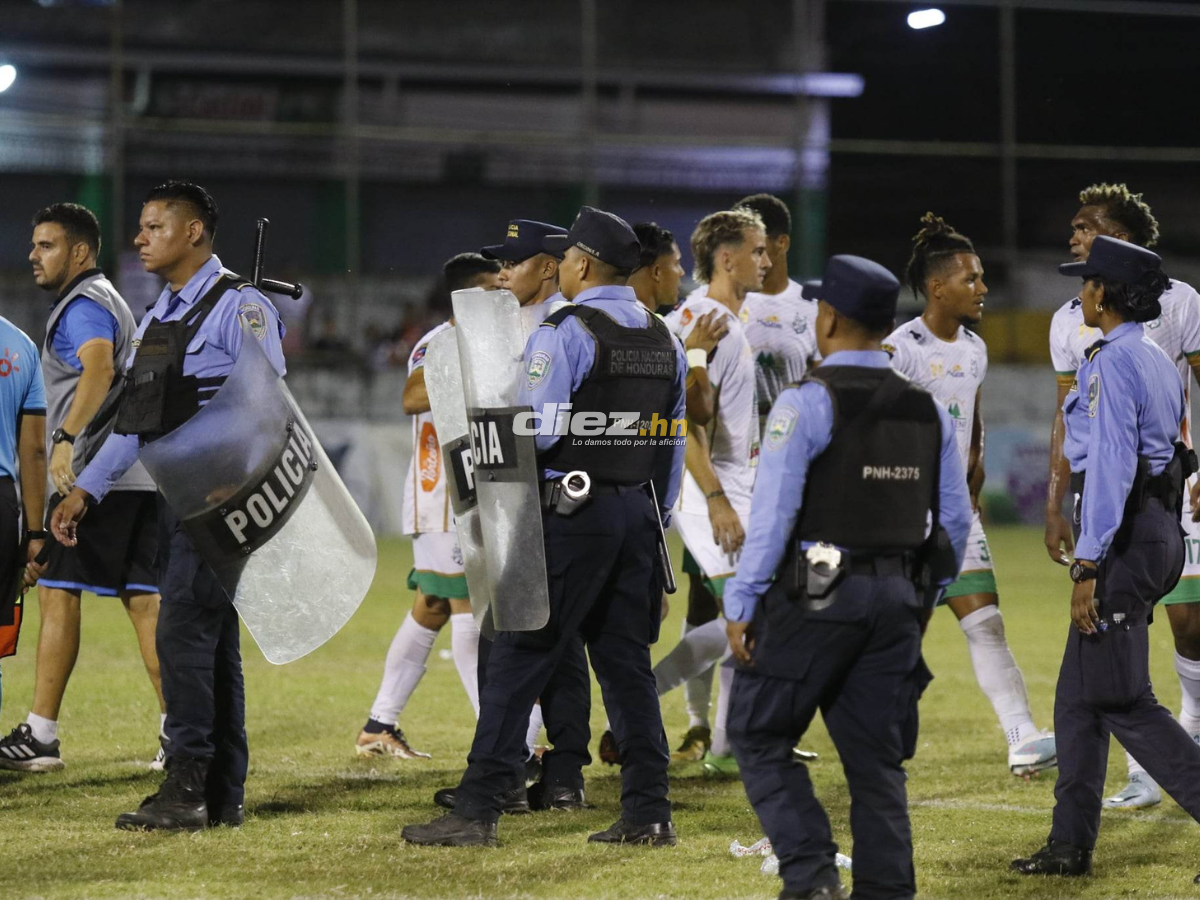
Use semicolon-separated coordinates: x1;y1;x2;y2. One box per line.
481;219;568;263
803;255;901;327
543;206;641;273
1058;235;1163;284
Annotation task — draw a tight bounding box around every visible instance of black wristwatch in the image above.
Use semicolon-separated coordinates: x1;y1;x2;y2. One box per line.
1070;560;1098;584
51;428;76;445
25;529;48;541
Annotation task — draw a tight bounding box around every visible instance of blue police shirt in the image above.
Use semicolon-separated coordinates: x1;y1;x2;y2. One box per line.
522;285;688;519
50;298;119;373
724;350;972;623
0;317;47;480
1071;322;1185;562
76;255;287;502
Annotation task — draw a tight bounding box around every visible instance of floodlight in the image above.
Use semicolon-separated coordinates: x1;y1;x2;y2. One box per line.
0;65;16;94
907;8;946;30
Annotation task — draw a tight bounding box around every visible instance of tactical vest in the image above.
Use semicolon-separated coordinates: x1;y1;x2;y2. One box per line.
539;304;678;484
114;274;248;439
795;366;942;550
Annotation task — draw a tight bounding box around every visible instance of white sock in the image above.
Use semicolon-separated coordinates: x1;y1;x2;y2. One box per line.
958;606;1036;746
1127;750;1149;779
159;713;167;738
1175;652;1200;736
710;660;735;756
681;621;718;729
654;617;727;732
450;613;481;717
26;712;57;744
525;703;544;756
368;613;437;725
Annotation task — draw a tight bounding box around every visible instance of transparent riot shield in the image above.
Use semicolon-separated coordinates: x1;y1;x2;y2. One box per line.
423;327;494;630
451;288;549;632
139;326;377;664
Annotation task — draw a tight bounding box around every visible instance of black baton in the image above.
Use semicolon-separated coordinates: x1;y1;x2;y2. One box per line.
252;218;305;300
649;481;677;595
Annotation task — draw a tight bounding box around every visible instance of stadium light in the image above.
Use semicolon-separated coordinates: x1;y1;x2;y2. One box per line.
907;8;946;30
0;65;16;94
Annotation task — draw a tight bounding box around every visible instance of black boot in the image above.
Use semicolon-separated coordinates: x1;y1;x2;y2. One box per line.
116;756;209;832
1011;839;1092;876
528;781;587;810
587;818;677;846
208;803;245;828
778;886;849;900
402;813;497;846
433;785;529;815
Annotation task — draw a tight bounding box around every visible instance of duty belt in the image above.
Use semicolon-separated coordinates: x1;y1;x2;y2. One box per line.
540;472;646;516
844;554;915;578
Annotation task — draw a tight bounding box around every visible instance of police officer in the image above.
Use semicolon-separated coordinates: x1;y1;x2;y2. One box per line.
481;218;569;325
52;181;286;832
1013;236;1200;883
403;206;687;848
724;255;972;900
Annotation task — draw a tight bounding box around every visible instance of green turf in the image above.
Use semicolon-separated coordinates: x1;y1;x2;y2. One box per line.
1;526;1197;899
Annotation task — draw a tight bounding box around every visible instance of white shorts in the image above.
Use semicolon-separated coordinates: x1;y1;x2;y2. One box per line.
407;531;468;599
672;499;751;585
1165;483;1200;604
944;509;997;600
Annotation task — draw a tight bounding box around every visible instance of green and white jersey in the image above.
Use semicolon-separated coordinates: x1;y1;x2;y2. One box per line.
740;279;820;411
1050;278;1200;448
401;321;453;535
884;316;986;474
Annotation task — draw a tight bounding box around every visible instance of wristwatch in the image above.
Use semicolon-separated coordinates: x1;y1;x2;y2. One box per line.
25;529;47;541
51;428;75;445
1069;560;1098;584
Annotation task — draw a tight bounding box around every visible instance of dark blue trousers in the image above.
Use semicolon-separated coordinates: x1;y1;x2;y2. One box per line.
729;574;928;900
156;496;248;809
455;488;671;825
1051;500;1200;849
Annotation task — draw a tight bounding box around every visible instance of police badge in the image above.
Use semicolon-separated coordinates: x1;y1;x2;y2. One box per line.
1087;373;1100;418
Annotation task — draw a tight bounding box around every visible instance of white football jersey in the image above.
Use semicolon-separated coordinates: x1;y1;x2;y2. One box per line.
1050;278;1200;446
885;316;987;473
740;279;820;411
665;293;760;511
401;321;454;535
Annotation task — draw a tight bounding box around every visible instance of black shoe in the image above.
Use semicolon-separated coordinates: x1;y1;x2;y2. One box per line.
433;786;529;815
402;813;497;847
209;804;244;827
115;757;209;832
1011;839;1092;876
598;730;622;766
588;819;677;846
0;723;64;772
524;753;542;787
779;886;849;900
528;781;587;811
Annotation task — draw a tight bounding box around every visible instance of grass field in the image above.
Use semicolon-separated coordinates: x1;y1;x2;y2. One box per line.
1;526;1198;899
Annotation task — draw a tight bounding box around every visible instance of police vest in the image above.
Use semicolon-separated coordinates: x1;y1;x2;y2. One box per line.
114;274;248;439
539;304;677;484
796;366;941;550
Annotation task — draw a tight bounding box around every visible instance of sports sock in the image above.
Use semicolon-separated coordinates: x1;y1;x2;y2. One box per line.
654;618;727;731
159;713;167;738
26;712;57;745
680;621;717;729
525;702;544;757
1175;652;1200;736
710;661;735;756
1126;750;1149;779
450;612;481;717
368;613;437;726
957;606;1036;746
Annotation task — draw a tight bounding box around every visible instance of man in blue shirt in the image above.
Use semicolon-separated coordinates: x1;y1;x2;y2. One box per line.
723;255;971;900
0;317;48;740
1014;237;1200;885
404;206;687;848
53;181;285;833
0;203;164;775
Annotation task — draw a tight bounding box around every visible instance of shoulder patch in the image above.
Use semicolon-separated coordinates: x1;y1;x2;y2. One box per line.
881;342;896;357
1087;372;1100;418
765;405;799;450
238;302;268;341
527;350;552;389
411;344;428;366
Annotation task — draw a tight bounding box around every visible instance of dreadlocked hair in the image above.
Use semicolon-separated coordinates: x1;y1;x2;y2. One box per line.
905;212;976;300
1078;183;1160;248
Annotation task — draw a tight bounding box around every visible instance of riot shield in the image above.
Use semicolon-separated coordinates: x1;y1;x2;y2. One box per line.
423;327;494;630
452;288;549;632
139;326;376;664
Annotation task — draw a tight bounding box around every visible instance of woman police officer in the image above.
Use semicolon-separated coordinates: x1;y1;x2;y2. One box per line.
1014;236;1200;882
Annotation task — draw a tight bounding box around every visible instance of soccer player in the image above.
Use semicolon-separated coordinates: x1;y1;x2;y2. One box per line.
1045;184;1200;808
734;194;820;413
356;253;503;759
886;213;1055;777
0;203;164;773
655;208;766;773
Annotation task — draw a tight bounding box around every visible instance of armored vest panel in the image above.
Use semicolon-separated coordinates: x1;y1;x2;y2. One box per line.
797;366;941;551
540;304;678;484
114;275;246;438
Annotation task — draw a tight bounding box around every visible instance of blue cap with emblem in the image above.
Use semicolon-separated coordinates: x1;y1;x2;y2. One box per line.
802;255;901;327
1058;235;1163;284
543;206;642;273
481;219;568;263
